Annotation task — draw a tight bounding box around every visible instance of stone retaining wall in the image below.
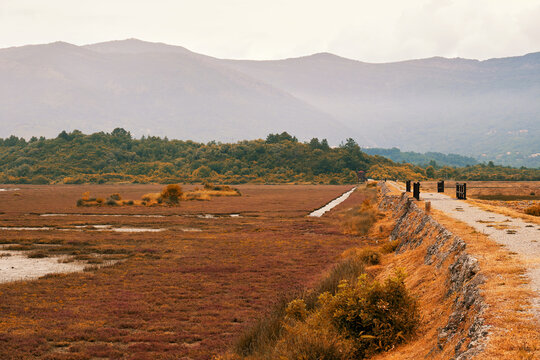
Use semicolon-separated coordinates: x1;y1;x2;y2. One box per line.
379;183;489;359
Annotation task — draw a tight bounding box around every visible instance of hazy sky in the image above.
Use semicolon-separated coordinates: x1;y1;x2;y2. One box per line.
1;0;540;62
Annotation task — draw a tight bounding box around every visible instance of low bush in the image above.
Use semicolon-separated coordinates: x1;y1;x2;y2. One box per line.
106;198;118;206
160;184;183;204
274;321;355;360
203;182;242;195
142;193;160;203
525;203;540;216
285;299;308;322
318;271;418;358
234;267;419;359
109;193;122;201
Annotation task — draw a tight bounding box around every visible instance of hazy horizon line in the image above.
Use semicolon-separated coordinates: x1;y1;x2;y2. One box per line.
3;38;539;64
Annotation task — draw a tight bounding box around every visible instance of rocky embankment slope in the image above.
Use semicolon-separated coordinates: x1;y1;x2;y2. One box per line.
378;184;489;359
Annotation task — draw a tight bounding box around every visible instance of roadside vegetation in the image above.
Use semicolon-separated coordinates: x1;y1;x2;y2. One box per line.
222;249;418;360
218;186;419;360
1;129;538;185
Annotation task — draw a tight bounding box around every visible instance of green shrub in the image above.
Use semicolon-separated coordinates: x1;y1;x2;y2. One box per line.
319;271;419;358
233;259;418;360
285;299;308;322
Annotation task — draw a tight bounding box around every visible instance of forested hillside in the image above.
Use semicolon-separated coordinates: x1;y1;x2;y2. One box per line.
0;130;538;184
363;148;478;167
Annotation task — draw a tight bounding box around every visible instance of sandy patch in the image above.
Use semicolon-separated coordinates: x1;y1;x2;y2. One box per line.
0;251;86;283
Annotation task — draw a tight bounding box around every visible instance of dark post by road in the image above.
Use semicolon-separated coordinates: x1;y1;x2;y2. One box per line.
413;182;420;200
456;183;467;200
406;180;411;192
437;180;445;193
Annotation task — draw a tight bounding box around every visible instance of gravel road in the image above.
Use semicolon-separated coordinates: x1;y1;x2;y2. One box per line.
388;181;540;319
422;191;540;319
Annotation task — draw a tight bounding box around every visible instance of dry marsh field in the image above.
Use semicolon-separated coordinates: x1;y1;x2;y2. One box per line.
0;184;370;360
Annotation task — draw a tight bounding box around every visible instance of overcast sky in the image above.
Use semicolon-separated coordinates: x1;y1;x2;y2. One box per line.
1;0;540;62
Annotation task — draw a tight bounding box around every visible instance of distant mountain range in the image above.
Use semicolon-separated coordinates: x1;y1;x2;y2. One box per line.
0;39;538;167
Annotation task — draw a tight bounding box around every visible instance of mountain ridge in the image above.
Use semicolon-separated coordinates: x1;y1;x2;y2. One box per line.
0;39;538;167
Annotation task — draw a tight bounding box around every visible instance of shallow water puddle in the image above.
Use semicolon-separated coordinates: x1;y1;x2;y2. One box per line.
1;225;166;232
181;228;202;232
83;225;166;232
0;188;20;192
0;227;53;231
195;214;241;218
0;251;86;283
39;213;165;218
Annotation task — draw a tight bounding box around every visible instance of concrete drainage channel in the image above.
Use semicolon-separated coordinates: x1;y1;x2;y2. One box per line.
308;186;357;217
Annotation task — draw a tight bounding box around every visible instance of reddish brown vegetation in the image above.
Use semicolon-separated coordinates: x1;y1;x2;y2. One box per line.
0;184;363;359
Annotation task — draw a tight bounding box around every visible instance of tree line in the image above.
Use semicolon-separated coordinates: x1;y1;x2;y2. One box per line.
0;129;538;184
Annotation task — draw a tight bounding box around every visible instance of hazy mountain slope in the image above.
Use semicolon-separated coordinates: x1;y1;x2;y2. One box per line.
0;40;349;143
1;39;538;167
222;53;540;164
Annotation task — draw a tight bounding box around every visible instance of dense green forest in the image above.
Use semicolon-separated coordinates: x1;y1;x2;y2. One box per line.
0;129;539;184
363;147;478;167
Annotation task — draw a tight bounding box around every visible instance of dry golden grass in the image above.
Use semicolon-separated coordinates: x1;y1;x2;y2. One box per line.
78;185;241;207
466;199;540;226
369;222;458;360
430;209;540;359
525;203;540;216
187;189;239;198
141;192;161;202
370;184;538;360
